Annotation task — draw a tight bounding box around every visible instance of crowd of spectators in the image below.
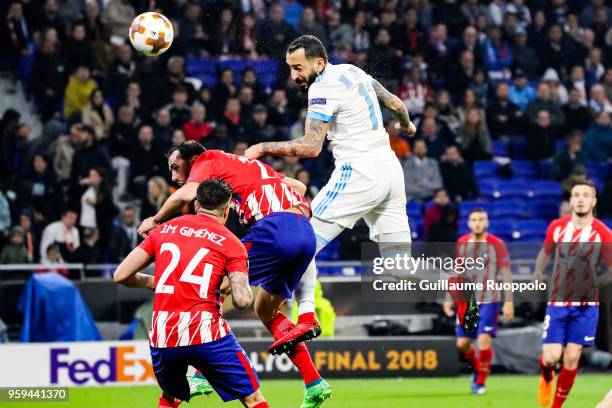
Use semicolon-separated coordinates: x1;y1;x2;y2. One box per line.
0;0;611;274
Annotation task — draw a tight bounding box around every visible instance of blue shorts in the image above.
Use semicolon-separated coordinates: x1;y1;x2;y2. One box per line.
150;334;259;402
242;212;316;299
456;302;501;339
542;305;599;346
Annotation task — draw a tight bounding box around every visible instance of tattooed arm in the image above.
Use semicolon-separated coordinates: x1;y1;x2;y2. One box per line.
371;79;417;136
228;271;253;309
244;118;330;159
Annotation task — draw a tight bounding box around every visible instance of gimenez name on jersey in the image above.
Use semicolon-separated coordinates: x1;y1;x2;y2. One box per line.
159;224;227;245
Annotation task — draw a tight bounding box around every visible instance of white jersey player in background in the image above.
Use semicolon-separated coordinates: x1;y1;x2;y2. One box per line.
245;35;418;353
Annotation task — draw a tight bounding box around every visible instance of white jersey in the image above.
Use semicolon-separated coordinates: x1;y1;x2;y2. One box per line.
307;63;396;163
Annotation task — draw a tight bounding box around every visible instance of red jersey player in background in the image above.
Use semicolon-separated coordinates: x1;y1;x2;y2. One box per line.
114;179;268;408
444;208;514;395
534;181;612;408
137;141;331;408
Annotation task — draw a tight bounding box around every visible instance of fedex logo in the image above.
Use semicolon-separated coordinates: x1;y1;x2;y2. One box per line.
50;346;155;385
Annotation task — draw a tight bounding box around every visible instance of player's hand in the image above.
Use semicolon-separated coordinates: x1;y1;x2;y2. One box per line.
443;301;455;317
244;144;264;160
220;277;232;297
146;275;155;291
533;270;546;282
138;216;159;238
395;121;417;137
502;302;514;322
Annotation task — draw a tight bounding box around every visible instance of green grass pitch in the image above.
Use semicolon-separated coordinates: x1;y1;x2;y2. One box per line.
3;375;609;407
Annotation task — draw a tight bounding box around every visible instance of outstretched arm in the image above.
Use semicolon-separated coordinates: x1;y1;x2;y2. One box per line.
137;181;199;237
371;79;416;136
244;118;330;159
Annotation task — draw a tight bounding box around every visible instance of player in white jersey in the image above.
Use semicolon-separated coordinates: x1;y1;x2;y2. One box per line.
245;35;478;353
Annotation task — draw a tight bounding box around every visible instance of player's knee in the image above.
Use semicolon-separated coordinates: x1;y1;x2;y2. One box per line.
243;389;267;407
457;338;471;352
542;349;559;366
477;334;492;350
564;347;582;367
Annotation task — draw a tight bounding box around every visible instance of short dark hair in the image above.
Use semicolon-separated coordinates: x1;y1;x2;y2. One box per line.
166;140;206;161
468;207;488;217
287;35;328;63
196;179;232;211
570;180;597;196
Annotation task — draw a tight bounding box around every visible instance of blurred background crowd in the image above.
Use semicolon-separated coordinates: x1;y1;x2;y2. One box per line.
0;0;611;274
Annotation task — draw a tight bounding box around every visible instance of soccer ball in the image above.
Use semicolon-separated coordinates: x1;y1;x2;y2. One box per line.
129;12;173;56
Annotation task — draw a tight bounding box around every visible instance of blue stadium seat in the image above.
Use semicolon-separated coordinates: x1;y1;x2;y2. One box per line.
603;219;612;230
496;180;530;199
585;161;609;180
528;181;563;199
477;179;499;198
474;160;499;178
316;238;340;261
591;177;604;193
554;139;566;152
489;199;527;219
406;201;422;218
487;220;515;241
510;138;526;159
511;160;536;179
512;219;548;241
459;200;489;218
527;198;560;221
409;219;423;241
510;243;540;259
539;160;552;179
492;140;508;157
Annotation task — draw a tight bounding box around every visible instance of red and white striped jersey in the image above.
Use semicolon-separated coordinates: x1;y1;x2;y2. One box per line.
543;215;612;306
456;233;511;303
186;150;308;224
139;214;248;348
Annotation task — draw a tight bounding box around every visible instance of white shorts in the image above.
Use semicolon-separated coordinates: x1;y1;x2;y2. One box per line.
311;159;410;241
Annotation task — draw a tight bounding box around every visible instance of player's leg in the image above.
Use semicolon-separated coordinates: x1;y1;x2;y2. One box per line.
456;336;478;372
551;305;599;408
470;302;500;393
292;217;346;343
191;334;267;406
150;346;191;407
538;305;568;406
241;389;269;408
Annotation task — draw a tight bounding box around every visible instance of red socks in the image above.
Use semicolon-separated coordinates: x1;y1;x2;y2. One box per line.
539;356;555;382
266;313;321;385
476;347;493;385
552;366;578;408
158;395;180;408
461;347;478;371
253;402;270;408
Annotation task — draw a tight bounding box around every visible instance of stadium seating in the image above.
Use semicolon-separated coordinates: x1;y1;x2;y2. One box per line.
527;198;560;220
492;140;508;157
488;199;527;219
406;202;422;219
511;160;537;179
474;160;499;178
186;58;280;89
528;181;563;199
585;161;609;180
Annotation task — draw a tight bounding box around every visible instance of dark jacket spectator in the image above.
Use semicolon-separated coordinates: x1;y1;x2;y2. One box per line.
257;6;296;59
583;111;612;163
525;110;558;161
562;89;592;132
439;145;479;202
15;153;63;223
64;23;94;72
527;83;565;130
108;206;140;263
401;139;443;202
511;27;540;79
108;106;138;157
129;126;166;187
550;133;586;181
245;105;278;144
29;41;67;122
365;28;400;88
423;189;451;241
487;83;525;138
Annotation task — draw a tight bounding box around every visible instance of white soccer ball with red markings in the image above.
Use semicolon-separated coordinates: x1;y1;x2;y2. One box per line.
129;12;174;56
